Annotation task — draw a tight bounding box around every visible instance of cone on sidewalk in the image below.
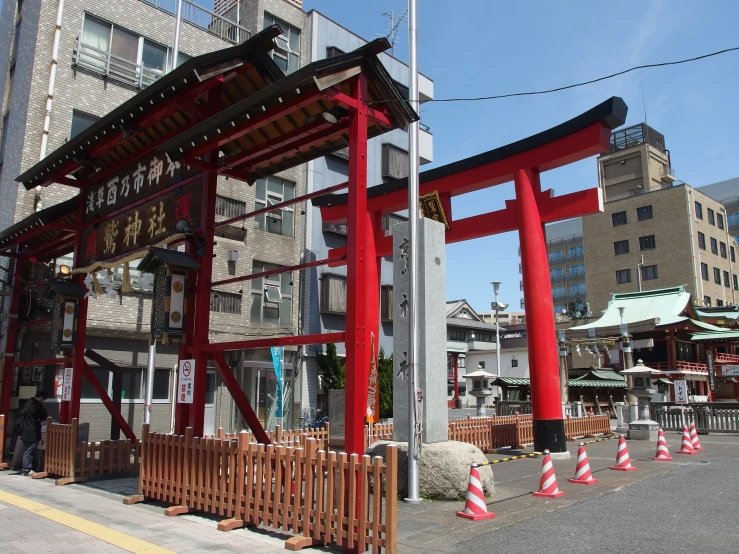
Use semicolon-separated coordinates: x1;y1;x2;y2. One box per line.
610;435;637;471
689;423;704;450
456;463;496;521
533;450;565;498
652;429;672;462
569;442;599;485
676;426;697;455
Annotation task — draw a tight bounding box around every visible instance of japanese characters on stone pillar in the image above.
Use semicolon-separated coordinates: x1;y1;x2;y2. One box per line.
393;217;448;443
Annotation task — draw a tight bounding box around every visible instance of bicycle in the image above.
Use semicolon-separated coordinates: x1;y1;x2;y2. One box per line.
295;408;329;430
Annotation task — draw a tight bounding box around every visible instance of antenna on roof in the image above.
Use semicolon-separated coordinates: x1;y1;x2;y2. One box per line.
382;9;408;56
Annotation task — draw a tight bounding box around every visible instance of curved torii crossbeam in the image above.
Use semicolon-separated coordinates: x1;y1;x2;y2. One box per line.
314;97;628;453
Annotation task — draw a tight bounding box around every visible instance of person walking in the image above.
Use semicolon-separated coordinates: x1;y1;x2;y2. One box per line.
18;391;48;476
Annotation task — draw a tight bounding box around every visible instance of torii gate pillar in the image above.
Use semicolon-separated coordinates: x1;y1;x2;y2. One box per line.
514;167;566;454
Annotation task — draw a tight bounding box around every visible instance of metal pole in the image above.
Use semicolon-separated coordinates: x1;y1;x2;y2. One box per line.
144;341;157;425
171;0;183;71
495;293;501;377
405;0;421;505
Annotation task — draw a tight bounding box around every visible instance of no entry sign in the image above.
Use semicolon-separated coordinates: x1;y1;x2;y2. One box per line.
178;359;195;404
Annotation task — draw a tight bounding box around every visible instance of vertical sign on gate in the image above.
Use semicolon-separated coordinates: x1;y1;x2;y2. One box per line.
62;367;73;401
178;359;195;404
706;350;716;392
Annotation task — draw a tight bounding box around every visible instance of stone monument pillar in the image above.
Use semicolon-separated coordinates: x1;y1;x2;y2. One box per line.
393;218;448;443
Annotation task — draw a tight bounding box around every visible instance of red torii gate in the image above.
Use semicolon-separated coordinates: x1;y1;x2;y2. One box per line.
315;97;627;452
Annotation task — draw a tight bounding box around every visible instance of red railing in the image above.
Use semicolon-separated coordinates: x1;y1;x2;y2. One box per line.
715;353;739;365
651;361;708;373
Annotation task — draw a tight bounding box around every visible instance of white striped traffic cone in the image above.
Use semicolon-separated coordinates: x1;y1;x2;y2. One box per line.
569;442;598;485
533;450;565;498
676;426;697;455
652;429;672;462
610;435;637;471
456;464;496;521
689;423;704;451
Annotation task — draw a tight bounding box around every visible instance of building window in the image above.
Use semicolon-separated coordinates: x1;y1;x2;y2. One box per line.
713;267;721;285
567;245;584;259
210;290;242;314
704;296;712;307
381;143;409;180
478;333;493;342
612;211;627;226
723;270;730;288
731;246;736;263
698;232;706;250
550;268;564;280
636;205;653;221
70;110;99;139
81;367;170;400
707;208;715;226
548;250;564;263
554;304;566;314
381;286;393;321
77;15;170;88
552;286;565;299
639;235;656;250
570;283;586;295
710;237;718;255
616;269;632;284
214;195;246;220
448;329;466;342
720;242;727;259
250;261;292;325
254;176;295;237
326;46;344;58
717;299;724;307
734;274;738;290
511;358;519;368
614;240;629;255
695;201;703;219
322;222;348;235
701;263;709;281
382;213;406;236
568;264;585;277
640;264;658;281
319;274;346;314
264;13;300;73
717;213;725;230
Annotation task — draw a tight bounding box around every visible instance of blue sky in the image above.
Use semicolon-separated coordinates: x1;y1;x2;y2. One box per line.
297;0;739;314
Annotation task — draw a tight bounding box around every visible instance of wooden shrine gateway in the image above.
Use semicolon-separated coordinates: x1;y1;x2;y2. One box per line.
1;23;631;552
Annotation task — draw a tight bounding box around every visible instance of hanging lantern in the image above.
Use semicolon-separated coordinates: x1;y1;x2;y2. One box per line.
138;247;201;345
44;281;87;352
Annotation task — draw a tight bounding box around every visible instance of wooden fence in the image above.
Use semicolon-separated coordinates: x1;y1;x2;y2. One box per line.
0;414;7;470
129;425;397;553
651;403;739;433
40;418;139;484
565;414;611;439
209;425;330;450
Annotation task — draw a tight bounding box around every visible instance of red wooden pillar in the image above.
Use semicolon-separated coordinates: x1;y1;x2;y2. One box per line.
514;167;565;453
1;254;22;434
344;74;375;456
174;245;198;434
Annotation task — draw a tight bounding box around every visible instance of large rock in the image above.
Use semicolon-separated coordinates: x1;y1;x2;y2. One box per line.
365;440;494;501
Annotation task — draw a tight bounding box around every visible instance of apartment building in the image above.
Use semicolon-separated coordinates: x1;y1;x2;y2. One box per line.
536;123;738;317
299;10;434;412
479;311;526;326
0;0;320;439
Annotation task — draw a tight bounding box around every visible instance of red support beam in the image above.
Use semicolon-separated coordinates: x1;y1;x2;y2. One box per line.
175;242;198;434
211;255;346;287
325;88;393;128
81;360;136;441
211;351;271;445
215;181;348;229
7;357;65;368
0;255;22;427
194;332;345;354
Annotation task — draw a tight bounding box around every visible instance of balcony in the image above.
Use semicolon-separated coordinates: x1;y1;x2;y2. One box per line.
75;39;165;89
419;124;433;165
716;353;739;365
651;361;708;374
660;166;677;183
140;0;250;45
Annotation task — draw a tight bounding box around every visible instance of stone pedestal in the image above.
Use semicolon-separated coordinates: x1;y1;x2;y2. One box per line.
392;219;448;443
628;391;659;440
615;402;638;434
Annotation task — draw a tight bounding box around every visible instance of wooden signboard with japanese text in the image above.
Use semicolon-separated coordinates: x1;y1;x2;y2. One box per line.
82;153;201;224
78;177;203;267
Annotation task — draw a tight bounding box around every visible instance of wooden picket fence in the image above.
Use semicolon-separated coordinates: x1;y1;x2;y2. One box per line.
564;414;611;439
0;414;7;470
41;418;139;484
130;425;397;553
651;403;739;433
365;422;393;450
211;424;330;450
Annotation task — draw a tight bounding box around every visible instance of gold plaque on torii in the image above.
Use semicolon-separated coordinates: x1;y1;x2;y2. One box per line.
419;190;450;230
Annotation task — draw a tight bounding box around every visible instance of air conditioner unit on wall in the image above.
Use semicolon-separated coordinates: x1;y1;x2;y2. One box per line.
227;249;239;263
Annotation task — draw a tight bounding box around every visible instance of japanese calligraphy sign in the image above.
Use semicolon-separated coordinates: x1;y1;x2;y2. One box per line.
78;177;203;266
82;153;200;224
178;359;195;404
419;190;450;230
674;379;688;404
706;350;716;391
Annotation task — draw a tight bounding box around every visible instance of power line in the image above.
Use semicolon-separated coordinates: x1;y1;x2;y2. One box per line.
371;46;739;105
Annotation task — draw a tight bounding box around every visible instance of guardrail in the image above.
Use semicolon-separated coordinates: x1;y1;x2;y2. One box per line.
651;402;739;433
140;0;250;44
75;39;165;89
715;353;739;365
130;426;397;552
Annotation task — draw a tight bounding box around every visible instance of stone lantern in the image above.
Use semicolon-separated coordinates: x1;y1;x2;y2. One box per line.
620;359;661;440
463;365;495;416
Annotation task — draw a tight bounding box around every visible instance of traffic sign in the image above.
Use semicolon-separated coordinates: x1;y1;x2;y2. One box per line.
178;359;195;404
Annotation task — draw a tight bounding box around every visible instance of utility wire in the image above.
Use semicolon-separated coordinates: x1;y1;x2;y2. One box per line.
371;46;739;105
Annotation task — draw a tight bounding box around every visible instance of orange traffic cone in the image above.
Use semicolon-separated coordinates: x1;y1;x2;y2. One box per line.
689;423;704;451
456;464;495;520
569;442;598;485
533;450;565;498
676;426;697;455
610;435;636;471
652;429;672;462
